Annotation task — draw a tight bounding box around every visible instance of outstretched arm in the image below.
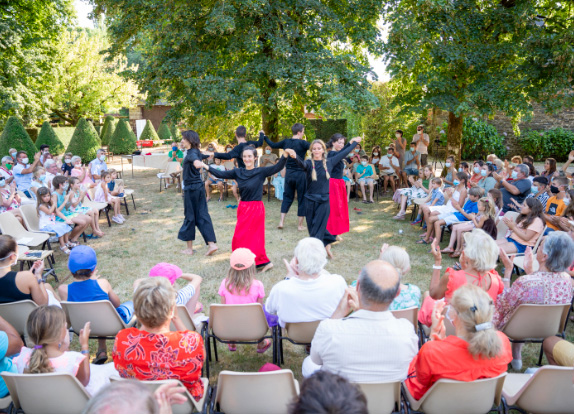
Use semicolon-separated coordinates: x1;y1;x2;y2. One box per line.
247;131;265;148
330;139;361;166
213;146;240;161
203;164;236;179
294;155;310;172
259;154;288;177
264;135;286;149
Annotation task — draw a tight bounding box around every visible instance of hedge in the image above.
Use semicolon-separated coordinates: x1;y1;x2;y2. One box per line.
53;127;75;147
309;119;348;142
461;118;507;160
100;116;117;146
0;116;39;158
35;121;66;155
109;119;137;155
158;122;172;141
518;128;574;161
66;118;102;163
140;119;159;141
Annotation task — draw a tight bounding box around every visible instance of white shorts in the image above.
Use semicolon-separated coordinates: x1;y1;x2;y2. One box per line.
358;178;374;184
443;215;465;226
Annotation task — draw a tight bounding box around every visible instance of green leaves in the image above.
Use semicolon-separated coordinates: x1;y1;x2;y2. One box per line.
65;118;102;163
35;121;66;155
109;119;137;155
0;117;39;158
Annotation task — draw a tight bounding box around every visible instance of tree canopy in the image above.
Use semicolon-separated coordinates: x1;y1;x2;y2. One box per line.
94;0;385;140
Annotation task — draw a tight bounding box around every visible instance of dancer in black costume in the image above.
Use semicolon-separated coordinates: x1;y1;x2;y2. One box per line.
212;126;263;169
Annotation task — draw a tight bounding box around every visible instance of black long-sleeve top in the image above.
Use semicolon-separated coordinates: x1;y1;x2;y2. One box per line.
263;135;310;172
183;148;210;190
295;142;357;202
213;134;263;169
208;156;288;201
328;143;354;179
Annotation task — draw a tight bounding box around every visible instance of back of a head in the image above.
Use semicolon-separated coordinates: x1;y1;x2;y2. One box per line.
357;260;400;308
379;246;410;278
542;231;574;273
26;305;66;374
451;284;502;359
133;277;176;329
294;237;327;275
82;381;157;414
235;125;247;138
463;229;498;272
291;123;305;136
289;371;367;414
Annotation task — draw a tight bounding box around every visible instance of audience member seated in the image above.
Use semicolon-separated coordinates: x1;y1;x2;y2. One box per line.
494;163;532;212
400;143;421;185
0;177;24;224
356;155;376;203
89;149;107;181
405;285;512;400
392;166;434;220
94;171;125;224
0;316;23;398
61;152;74;176
107;169;125;197
0;156;14;185
496;198;545;254
410;177;444;225
272;161;286;201
58;246;129;365
379;146;400;194
0;235;60;305
475;163;496;192
68;177;105;238
442;156;456;187
526;176;550;209
303;260;418;380
205;157;225;202
43;159;60;191
370;145;381;175
496;231;574;370
71;156;94;191
469;161;483;186
13;150;41;198
543;337;574;368
420;172;468;229
289;371;368;414
13;305;118;395
28;166;46;200
541;157;558;180
418;230;503;327
543;176;569;234
265;237;347;328
217;248;272;353
36;186;75;254
38;145;51;166
488;188;503;217
113;278;205;401
554;190;574;232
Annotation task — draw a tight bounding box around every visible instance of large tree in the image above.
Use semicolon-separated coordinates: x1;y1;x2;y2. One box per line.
0;0;74;127
383;0;574;161
93;0;384;140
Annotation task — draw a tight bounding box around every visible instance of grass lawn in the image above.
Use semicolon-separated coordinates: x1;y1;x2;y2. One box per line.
51;160;574;384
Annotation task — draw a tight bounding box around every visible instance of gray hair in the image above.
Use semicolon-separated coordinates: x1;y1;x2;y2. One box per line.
516;164;529;178
71;155;82;165
96;148;106;155
542;231;574;273
294;237;328;275
82;380;158;414
357;267;400;307
44;159;56;169
1;156;12;164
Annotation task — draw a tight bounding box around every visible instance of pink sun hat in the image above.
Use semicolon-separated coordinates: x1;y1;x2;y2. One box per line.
149;262;183;285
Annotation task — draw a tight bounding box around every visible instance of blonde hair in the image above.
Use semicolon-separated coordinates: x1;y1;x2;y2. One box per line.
379;246;410;279
479;197;496;220
226;264;256;295
310;140;330;181
462;229;498;272
494;159;503;171
133;278;176;329
451;284;502;359
26;306;67;374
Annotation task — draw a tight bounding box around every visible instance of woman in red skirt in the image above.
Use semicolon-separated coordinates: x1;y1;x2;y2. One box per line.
326;133;353;240
197;145;296;272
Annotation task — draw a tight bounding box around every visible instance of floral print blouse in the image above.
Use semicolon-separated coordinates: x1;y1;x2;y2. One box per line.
493;271;573;329
113;328;205;400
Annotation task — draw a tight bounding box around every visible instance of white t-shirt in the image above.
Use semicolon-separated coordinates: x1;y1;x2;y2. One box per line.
379;156;400;174
412;133;430;154
12;164;33;191
265;270;347;328
0;167;12;181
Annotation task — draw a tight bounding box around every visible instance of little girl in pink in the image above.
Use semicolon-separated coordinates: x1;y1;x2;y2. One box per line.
218;248;273;353
94;170;124;225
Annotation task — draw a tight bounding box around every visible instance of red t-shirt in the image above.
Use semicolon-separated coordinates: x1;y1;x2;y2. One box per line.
113;328;205;400
405;333;512;400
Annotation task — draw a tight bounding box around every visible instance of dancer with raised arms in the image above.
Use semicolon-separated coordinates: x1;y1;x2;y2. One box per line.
326;133;353;241
263;123;310;230
212;126;263;169
178;130;218;256
295;136;362;258
197;147;297;272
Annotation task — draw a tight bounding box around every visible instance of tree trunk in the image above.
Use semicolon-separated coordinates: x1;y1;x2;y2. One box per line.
447;111;464;165
261;78;279;142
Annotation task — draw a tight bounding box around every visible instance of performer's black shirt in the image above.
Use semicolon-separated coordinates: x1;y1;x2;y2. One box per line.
183;148;209;190
328;143;353;179
209;156;287;201
295;142;357;202
213;134;263;169
264;136;310;172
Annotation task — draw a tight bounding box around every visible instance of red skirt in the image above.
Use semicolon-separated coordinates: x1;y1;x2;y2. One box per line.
232;201;270;266
326;178;349;235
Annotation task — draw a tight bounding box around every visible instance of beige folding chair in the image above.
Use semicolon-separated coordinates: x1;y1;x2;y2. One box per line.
204;303;274;378
502;366;574;414
211;370;299;414
159;161;182;193
0;300;38;343
275;320;320;366
117;188;136;215
402;373;506;414
169;304;204;333
0;394;11;414
19;204;54;235
501;303;570;365
0;372;90;414
496;211;519;240
0;212;51;249
391;307;422;347
511;227;546;275
110;376;209;414
355;381;402;414
61;300;137;339
85;187;111;227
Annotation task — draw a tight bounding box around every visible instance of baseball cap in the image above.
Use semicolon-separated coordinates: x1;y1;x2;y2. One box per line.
533;176;548;185
149;263;182;285
68;245;97;274
230;248;256;270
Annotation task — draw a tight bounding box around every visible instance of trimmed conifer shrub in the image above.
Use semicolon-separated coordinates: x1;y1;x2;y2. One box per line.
65;118;102;163
100;116;118;146
0;116;39;157
35;121;66;155
139;119;159;141
157;122;173;141
109;119;137;155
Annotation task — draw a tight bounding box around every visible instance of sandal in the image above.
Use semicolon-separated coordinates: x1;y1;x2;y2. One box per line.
257;338;271;354
93;350;108;365
416;239;430;244
228;344;237;352
59;246;71;254
449;252;461;258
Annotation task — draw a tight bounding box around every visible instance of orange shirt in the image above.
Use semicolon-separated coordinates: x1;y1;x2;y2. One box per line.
405;332;512;400
445;268;504;303
545;196;566;231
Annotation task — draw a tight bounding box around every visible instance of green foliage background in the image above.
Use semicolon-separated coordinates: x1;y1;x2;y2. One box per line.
0;117;40;157
139;120;159;141
35;121;66;155
100;116;118;146
109;119;137;154
65;118;102;163
461;118;507;160
519;128;574;161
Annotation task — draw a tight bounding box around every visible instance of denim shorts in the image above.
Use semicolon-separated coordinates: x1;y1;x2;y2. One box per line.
507;237;527;254
404;168;419;176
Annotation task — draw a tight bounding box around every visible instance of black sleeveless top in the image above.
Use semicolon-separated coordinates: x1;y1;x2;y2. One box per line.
0;271;33;303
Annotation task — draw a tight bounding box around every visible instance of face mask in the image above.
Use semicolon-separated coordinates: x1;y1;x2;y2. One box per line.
172;146;178;151
265;150;271;155
458;167;463;172
453;180;460;186
64;159;71;164
387;153;393;158
361;161;367;166
74;163;81;168
99;155;106;162
445;162;451;168
226;148;232;153
5;164;12;171
39;174;46;182
63;183;69;190
531;186;539;194
564;198;571;206
486;161;492;165
481;170;487;177
208;146;214;150
354;149;359;152
373;153;378;156
550;185;560;194
43;150;49;154
511;171;518;179
21;157;29;164
10;152;16;158
473;167;480;174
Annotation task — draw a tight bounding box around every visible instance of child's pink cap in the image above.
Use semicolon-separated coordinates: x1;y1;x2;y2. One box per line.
230;248;256;270
149;263;182;285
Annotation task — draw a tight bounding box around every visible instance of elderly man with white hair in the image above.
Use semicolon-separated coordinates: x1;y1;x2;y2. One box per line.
44;159;60;191
265;237;347;329
89;149;108;181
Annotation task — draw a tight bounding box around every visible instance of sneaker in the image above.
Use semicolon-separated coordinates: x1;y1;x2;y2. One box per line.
411;219;422;225
524;367;539;375
112;216;123;224
511;359;522;371
118;214;126;221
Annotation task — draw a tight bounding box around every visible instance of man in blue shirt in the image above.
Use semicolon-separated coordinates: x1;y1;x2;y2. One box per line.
0;316;23;397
